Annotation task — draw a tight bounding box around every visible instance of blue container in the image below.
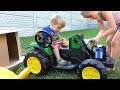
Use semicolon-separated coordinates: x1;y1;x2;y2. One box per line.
95;47;103;59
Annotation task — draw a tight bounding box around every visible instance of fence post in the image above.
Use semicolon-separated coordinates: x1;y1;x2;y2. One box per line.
33;11;37;32
71;11;72;30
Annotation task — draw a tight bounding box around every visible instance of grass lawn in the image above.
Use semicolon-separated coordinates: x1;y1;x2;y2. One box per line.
11;29;120;79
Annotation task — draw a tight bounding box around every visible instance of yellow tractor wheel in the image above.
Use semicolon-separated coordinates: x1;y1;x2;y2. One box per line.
82;66;100;79
77;59;107;79
24;50;51;75
27;56;41;74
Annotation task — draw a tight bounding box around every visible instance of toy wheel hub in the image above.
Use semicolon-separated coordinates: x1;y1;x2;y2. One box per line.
27;57;41;74
82;66;100;79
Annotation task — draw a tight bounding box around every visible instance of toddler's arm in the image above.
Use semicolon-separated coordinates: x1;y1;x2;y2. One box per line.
57;34;62;39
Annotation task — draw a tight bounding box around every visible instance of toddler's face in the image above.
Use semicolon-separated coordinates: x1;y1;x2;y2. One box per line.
52;24;62;32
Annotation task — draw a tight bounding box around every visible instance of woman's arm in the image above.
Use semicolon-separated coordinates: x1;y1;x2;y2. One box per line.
94;11;117;42
99;11;116;39
96;19;106;37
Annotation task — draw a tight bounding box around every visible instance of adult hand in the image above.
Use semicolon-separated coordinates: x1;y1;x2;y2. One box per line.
89;39;96;45
89;36;101;45
93;36;101;44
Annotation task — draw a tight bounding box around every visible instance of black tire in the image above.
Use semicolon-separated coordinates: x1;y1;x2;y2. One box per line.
24;50;51;75
77;59;107;79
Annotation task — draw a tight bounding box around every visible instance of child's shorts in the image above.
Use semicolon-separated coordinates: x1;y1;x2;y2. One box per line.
51;40;62;49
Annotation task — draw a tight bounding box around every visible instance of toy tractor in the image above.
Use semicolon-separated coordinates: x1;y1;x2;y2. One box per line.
24;30;114;79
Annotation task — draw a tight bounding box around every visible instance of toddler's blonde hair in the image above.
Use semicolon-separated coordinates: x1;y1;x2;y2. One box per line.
50;14;65;28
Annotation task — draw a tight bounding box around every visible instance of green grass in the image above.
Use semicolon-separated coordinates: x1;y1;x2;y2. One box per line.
20;36;35;56
11;29;120;79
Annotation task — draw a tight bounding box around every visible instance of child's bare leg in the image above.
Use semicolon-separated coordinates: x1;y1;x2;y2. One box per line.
53;45;69;66
52;42;72;66
52;44;61;61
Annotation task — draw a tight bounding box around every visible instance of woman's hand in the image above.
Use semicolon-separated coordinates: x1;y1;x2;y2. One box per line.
89;39;96;45
89;36;101;45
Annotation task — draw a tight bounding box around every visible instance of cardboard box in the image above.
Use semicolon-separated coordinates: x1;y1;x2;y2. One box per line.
0;30;21;67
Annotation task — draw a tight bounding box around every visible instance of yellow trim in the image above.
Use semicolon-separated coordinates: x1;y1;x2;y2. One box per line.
14;67;30;79
0;67;17;79
82;66;100;79
27;57;41;74
0;56;41;79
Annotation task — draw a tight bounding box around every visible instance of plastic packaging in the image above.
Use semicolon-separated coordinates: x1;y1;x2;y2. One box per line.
95;47;103;59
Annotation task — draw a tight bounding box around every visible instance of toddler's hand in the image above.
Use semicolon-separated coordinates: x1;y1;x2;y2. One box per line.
35;30;40;35
35;30;42;37
62;38;67;41
61;38;67;46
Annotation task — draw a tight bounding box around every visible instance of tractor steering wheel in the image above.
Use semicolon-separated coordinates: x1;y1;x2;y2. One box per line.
35;30;53;48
